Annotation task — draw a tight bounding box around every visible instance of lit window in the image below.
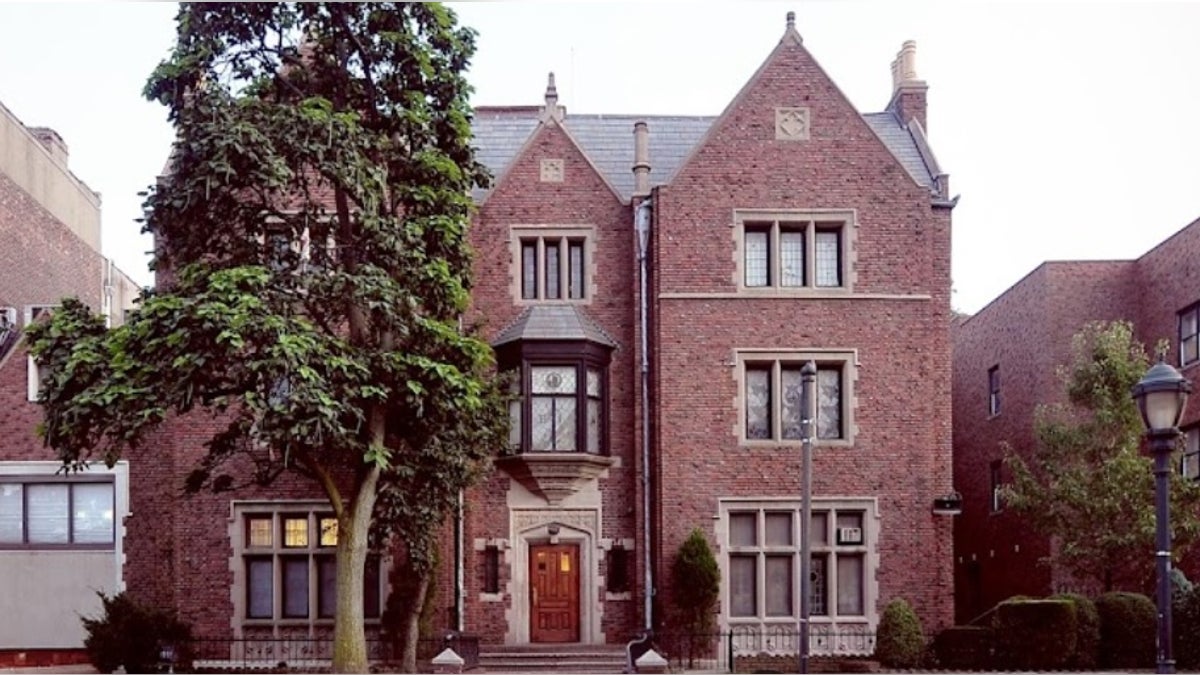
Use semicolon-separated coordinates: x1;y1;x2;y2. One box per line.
247;517;273;547
319;517;338;547
283;517;308;548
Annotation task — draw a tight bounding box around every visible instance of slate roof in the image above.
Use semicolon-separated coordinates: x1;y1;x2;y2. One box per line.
491;304;618;348
470;107;941;202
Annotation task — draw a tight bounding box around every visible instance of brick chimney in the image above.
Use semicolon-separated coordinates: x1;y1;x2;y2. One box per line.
28;127;68;168
886;40;928;130
632;121;650;197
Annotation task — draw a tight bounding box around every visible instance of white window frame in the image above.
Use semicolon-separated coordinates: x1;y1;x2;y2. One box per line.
510;226;596;304
733;210;856;293
987;365;1001;417
1182;428;1200;480
718;498;879;653
1180;304;1200;367
734;349;857;448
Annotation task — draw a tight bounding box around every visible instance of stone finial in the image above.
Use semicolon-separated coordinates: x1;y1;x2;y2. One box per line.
786;11;795;29
545;72;558;107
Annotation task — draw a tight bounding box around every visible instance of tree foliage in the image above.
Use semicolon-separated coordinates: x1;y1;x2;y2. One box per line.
27;4;506;672
1003;320;1200;591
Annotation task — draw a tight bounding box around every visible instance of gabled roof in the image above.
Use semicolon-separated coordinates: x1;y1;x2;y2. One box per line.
470;109;939;203
491;304;618;349
470;110;716;203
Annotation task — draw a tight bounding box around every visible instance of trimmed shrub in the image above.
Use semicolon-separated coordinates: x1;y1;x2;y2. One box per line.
1050;592;1100;669
931;626;993;670
671;528;720;632
873;598;925;668
82;591;192;673
1175;585;1200;668
1096;591;1156;668
991;598;1077;670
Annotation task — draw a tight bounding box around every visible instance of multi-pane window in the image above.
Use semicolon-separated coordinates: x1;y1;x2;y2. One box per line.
0;479;115;548
242;510;382;622
989;460;1004;513
743;358;848;442
739;215;848;290
1182;428;1200;480
1180;304;1200;367
520;236;587;300
725;504;869;622
987;365;1001;416
509;363;607;454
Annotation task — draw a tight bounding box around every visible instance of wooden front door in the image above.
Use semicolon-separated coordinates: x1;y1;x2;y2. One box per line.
530;544;580;642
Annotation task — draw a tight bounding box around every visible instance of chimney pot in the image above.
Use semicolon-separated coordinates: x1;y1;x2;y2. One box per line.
632;121;651;197
786;11;795;29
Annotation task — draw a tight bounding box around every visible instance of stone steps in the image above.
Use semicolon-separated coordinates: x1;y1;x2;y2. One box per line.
477;644;628;673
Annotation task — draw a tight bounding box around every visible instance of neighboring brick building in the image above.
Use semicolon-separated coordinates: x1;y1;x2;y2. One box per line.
119;14;958;660
0;99;141;665
953;217;1200;622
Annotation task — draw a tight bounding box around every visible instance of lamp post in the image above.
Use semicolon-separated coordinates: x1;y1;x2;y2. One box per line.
798;361;816;674
1132;356;1192;675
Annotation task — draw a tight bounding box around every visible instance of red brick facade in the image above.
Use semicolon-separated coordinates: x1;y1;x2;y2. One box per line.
953;218;1200;621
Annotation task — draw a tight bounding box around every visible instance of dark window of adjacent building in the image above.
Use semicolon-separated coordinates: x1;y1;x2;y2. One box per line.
0;479;115;549
988;365;1001;417
1181;304;1200;367
990;460;1004;513
1182;428;1200;481
482;545;500;594
607;545;629;593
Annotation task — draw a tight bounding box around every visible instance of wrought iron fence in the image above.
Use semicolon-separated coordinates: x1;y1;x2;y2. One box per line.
646;624;876;673
176;632;478;672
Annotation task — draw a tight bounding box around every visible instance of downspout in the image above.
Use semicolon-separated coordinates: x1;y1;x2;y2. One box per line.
455;489;464;632
635;196;654;633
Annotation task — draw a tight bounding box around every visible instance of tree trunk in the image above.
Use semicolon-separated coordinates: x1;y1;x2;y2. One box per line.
399;568;431;674
332;465;382;673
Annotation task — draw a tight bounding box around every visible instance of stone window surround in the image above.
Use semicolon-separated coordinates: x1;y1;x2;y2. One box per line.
731;349;859;448
509;225;598;305
731;209;857;294
715;497;880;635
227;500;391;637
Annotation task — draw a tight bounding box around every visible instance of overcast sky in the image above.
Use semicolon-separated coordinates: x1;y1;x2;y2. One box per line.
1;2;1198;315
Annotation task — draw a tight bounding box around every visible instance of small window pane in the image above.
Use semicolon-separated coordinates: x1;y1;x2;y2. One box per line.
730;513;757;546
553;397;577;452
587;399;601;454
284;517;308;548
837;555;864;615
247;557;274;618
780;229;805;287
745;228;769;287
730;555;757;617
531;397;555;451
765;512;792;546
746;366;771;440
26;484;68;544
569;240;585;299
531;367;576;394
816;367;842;440
810;512;828;546
781;367;804;440
587;368;601;397
811;555;828;615
766;555;793;617
318;556;337;618
72;483;114;545
319;517;338;547
282;557;309;618
545;242;561;299
522;242;538;299
247;517;273;547
814;229;841;287
509;400;523;449
0;484;23;543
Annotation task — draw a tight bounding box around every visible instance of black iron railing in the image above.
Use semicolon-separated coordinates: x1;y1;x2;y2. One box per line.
644;624;876;673
175;632;478;672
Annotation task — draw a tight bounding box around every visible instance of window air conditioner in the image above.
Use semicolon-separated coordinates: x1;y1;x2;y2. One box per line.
836;526;863;545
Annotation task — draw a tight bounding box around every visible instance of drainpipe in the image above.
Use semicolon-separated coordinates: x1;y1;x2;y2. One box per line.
455;492;464;632
635;196;654;632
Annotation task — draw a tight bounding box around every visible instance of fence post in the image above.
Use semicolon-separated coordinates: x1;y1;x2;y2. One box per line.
726;630;734;673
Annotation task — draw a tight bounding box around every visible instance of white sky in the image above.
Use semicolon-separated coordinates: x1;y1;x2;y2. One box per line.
1;2;1198;315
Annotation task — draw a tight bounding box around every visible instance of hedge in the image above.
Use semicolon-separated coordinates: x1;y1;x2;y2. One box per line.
931;625;993;670
991;598;1077;670
873;599;925;668
1096;591;1155;668
1050;592;1100;669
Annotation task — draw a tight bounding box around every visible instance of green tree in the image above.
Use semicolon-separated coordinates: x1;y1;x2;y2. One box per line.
27;4;506;672
670;528;720;666
1003;320;1200;591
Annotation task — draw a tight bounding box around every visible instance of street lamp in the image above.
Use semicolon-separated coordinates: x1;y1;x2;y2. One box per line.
1132;356;1192;675
798;361;816;674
